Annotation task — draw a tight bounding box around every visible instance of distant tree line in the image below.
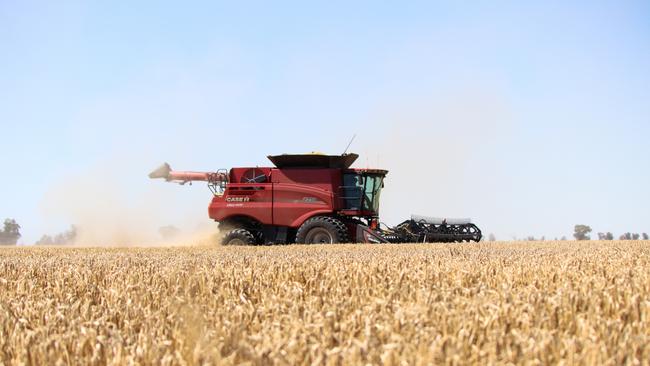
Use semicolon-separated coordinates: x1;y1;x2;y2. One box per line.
486;225;648;242
0;219;21;245
0;218;80;246
573;224;648;241
597;232;615;240
35;226;77;246
499;235;566;242
616;232;648;240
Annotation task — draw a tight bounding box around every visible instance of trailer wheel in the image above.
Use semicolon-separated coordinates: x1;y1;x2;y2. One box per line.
296;216;349;244
222;229;257;245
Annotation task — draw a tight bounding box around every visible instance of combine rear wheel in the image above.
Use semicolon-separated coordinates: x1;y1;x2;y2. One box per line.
296;216;349;244
222;229;257;245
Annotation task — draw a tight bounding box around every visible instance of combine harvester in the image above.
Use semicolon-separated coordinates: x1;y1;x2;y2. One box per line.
149;153;481;245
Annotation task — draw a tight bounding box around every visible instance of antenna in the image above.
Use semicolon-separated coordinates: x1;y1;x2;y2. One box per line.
342;134;356;155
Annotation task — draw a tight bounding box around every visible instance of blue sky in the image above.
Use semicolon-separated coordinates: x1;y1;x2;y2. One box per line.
1;1;649;243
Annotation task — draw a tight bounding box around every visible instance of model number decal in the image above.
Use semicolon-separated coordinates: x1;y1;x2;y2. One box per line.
226;196;250;202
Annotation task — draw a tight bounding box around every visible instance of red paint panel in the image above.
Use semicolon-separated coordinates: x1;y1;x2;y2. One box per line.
271;183;333;227
208;183;273;224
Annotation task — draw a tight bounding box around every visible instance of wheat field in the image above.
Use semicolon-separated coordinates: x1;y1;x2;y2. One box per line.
1;241;648;365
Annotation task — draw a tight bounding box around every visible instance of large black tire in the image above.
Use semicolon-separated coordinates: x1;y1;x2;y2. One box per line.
296;216;349;244
222;229;257;245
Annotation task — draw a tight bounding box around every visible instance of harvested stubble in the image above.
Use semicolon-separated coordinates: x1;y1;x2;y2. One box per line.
0;241;649;365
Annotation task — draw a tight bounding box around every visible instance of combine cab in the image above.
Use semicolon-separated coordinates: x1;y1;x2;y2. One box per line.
149;153;482;245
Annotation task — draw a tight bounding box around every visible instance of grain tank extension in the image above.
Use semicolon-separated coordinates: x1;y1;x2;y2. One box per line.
149;153;482;245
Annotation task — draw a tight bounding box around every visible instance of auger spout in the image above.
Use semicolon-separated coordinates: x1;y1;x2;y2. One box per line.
148;163;228;185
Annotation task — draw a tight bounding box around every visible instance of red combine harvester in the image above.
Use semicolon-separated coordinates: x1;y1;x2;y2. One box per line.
149;153;482;245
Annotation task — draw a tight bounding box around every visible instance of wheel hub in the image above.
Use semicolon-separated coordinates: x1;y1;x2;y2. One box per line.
227;238;246;245
305;228;333;244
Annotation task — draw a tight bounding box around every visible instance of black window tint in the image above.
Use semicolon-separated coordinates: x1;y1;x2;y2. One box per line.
342;174;363;209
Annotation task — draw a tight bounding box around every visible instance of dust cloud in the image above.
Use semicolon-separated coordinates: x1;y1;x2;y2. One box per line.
356;89;512;229
40;162;218;247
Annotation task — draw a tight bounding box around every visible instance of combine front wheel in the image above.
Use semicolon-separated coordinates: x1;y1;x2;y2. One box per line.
222;229;257;245
296;216;349;244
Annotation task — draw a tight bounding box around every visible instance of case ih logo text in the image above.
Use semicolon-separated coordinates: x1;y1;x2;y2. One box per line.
226;196;250;202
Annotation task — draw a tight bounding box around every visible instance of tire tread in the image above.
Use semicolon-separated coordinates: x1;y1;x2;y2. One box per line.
296;216;349;244
222;228;256;245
